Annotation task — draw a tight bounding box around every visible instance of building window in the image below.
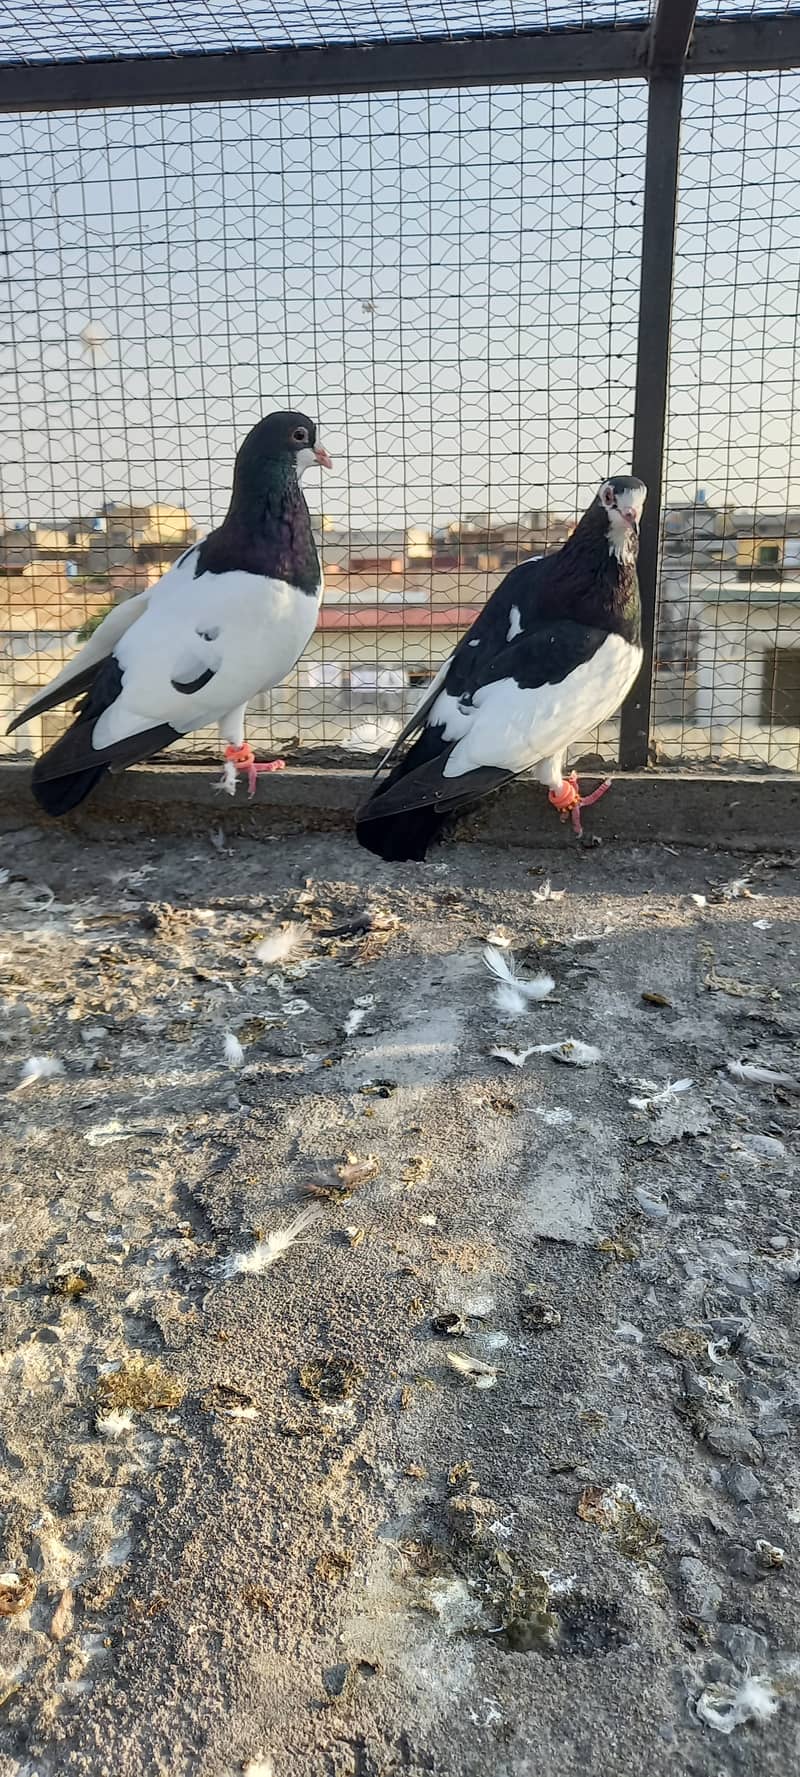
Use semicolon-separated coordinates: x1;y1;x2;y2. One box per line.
762;648;800;725
757;545;780;566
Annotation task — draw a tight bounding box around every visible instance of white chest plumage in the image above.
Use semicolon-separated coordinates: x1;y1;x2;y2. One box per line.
93;556;322;749
440;632;642;779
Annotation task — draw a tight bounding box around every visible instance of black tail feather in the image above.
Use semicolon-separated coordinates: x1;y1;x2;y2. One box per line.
355;722;512;862
31;763;109;816
355;803;451;862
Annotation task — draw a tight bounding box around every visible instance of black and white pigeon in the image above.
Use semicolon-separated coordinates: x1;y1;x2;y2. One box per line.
7;411;332;815
355;475;646;862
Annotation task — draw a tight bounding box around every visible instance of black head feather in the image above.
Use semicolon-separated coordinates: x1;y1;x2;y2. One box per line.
196;409;324;595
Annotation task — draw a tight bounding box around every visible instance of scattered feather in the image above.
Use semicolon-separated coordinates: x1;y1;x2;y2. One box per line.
95;1408;134;1438
529;1106;574;1127
628;1077;693;1112
689;893;708;908
11;1055;64;1093
753;917;773;930
223;1205;323;1278
483;946;554;1017
727;1059;798;1091
216;759;238;796
221;1404;259;1421
484;927;512;948
695;1675;779;1735
446;1350;498;1389
255;925;307;967
531;878;565;903
344;995;374;1037
491;1046;536;1068
530;1039;602;1067
223;1031;245;1068
242;1759;274;1777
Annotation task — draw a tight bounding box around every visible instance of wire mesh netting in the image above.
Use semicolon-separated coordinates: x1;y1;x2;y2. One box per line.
0;84;645;764
0;1;653;64
657;68;800;770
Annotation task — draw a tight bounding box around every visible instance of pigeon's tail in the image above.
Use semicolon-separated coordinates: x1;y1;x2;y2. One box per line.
355;723;510;863
31;762;109;816
355;802;451;863
29;655;181;820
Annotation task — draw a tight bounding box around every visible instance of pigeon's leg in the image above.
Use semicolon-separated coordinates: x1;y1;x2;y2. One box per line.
217;707;285;798
547;770;611;838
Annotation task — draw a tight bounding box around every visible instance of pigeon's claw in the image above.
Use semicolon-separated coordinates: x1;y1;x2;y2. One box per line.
548;772;611;838
221;742;286;798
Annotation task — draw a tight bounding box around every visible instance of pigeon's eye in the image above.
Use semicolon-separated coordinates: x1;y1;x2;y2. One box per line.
292;426;309;445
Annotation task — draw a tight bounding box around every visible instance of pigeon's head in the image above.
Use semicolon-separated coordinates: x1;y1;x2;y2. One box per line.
596;476;647;556
237;410;332;483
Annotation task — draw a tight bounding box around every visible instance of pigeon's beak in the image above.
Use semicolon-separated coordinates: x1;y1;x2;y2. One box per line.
314;444;332;470
619;506;639;537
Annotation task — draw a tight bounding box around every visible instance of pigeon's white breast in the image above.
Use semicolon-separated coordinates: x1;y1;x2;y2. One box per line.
442;632;642;778
101;567;322;742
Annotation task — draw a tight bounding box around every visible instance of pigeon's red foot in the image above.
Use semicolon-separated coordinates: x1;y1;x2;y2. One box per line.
548;772;611;837
219;742;286;799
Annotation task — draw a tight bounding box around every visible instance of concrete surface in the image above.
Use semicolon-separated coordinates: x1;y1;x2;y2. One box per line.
2;761;800;852
0;818;799;1777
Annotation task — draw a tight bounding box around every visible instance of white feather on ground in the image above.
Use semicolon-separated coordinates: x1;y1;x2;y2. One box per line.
483;946;555;1017
695;1675;779;1735
531;878;565;903
530;1039;602;1067
628;1077;693;1111
11;1056;65;1093
223;1205;323;1279
727;1059;798;1090
343;995;374;1038
254;925;307;967
491;1046;537;1068
223;1031;245;1068
95;1409;134;1438
446;1351;498;1389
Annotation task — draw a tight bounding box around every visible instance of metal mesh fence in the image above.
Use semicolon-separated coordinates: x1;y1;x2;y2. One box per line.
0;83;645;763
0;2;653;63
656;68;800;770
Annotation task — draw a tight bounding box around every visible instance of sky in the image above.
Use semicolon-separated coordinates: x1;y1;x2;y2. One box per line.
0;64;798;535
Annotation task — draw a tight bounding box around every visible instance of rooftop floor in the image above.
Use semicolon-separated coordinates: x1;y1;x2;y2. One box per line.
1;819;799;1776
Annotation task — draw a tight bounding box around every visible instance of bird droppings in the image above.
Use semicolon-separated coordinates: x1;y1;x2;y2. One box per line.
0;1568;37;1617
1;827;799;1775
577;1484;663;1562
432;1312;469;1337
49;1265;94;1298
520;1292;562;1331
95;1357;184;1413
298;1354;364;1405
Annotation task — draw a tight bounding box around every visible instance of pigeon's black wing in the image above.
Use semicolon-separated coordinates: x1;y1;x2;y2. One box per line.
377;553;553;768
356;616;612;860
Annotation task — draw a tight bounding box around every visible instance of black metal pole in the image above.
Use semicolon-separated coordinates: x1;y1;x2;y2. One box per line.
619;71;685;770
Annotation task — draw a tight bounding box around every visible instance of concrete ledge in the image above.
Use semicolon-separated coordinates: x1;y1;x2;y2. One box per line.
1;762;798;851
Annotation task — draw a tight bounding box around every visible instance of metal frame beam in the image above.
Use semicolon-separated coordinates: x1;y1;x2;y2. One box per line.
619;0;698;766
647;0;697;69
620;68;685;769
0;14;797;114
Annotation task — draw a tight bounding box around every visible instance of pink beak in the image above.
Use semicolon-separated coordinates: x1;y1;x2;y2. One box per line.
314;444;332;470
